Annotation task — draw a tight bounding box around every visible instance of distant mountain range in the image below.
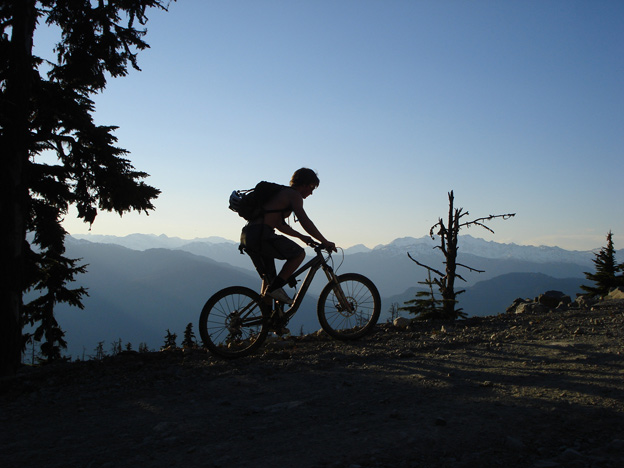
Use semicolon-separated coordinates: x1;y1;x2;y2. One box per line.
36;233;615;360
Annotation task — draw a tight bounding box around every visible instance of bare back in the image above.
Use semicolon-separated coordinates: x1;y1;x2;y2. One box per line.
256;187;301;228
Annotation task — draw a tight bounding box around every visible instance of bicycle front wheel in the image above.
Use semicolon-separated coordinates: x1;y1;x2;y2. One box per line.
317;273;381;340
199;286;269;358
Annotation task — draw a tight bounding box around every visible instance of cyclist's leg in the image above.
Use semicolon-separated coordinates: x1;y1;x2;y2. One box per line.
277;250;305;281
246;251;276;294
263;234;305;292
241;225;277;294
241;224;304;294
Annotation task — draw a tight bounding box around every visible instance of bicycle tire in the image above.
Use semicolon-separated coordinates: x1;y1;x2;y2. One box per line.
317;273;381;340
199;286;269;358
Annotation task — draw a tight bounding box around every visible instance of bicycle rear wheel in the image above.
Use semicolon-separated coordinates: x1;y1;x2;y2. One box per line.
317;273;381;340
199;286;269;358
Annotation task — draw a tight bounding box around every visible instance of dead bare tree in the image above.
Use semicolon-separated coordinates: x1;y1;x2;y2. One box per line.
407;191;515;319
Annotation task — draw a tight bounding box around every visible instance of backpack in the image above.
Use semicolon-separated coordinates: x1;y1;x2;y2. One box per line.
229;181;287;221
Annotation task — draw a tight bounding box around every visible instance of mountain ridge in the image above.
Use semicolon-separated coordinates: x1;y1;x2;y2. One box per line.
70;232;612;260
35;233;617;359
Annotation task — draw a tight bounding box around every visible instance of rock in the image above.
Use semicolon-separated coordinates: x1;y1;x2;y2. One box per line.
506;298;529;314
606;287;624;300
515;302;549;314
514;303;532;314
538;291;571;308
509;291;573;314
574;294;598;309
393;317;411;329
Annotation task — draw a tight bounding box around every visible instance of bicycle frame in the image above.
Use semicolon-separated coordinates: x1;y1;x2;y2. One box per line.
200;243;381;358
275;246;353;321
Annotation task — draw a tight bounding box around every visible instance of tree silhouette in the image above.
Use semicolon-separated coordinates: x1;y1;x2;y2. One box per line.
181;323;196;349
386;302;400;323
110;338;122;356
93;341;106;361
400;271;444;319
581;231;624;297
0;1;173;375
407;191;515;320
162;329;177;350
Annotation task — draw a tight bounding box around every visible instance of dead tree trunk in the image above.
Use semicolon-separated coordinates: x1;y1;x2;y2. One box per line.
407;191;515;320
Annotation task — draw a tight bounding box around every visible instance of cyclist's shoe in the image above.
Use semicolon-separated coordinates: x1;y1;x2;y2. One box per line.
265;287;293;305
268;306;289;335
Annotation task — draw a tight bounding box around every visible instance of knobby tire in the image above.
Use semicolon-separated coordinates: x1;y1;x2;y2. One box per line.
317;273;381;340
199;286;269;358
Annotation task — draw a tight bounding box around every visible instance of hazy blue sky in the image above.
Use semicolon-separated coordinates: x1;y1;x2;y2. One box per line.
39;0;623;250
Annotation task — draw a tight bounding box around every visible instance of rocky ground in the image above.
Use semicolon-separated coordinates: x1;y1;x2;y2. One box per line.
1;299;623;468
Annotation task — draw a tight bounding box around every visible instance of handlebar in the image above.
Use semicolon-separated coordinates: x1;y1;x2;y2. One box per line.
307;240;338;255
307;240;344;272
307;240;325;251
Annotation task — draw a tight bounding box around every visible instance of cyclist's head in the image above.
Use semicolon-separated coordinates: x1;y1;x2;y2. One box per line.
290;168;320;190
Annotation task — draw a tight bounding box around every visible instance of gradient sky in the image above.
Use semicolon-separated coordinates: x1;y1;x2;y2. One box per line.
37;0;623;251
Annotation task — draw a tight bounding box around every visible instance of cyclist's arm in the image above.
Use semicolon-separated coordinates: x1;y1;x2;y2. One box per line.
275;221;313;244
289;193;336;251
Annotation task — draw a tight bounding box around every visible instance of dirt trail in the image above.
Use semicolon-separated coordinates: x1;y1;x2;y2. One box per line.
1;303;623;468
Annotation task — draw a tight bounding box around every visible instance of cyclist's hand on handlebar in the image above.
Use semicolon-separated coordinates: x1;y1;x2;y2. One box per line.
322;241;337;252
304;237;336;252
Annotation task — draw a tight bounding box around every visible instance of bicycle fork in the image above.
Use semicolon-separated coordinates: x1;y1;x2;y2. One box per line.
322;266;354;314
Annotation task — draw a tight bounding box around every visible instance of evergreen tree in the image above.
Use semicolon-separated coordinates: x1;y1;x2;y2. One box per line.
93;341;106;360
400;271;446;319
162;329;177;350
110;338;122;356
581;231;624;297
181;323;196;349
0;1;173;375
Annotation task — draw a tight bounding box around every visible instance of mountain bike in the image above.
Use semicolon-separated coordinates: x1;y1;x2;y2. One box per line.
199;242;381;358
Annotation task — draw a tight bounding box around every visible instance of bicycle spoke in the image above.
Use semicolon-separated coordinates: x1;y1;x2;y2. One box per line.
317;273;381;340
199;287;269;358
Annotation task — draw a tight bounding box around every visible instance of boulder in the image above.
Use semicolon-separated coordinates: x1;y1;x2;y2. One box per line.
506;298;530;314
393;317;411;329
606;287;624;300
574;294;598;309
538;290;571;309
515;302;549;314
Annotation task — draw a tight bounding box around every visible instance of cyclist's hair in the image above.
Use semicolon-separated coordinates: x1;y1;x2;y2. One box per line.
290;168;320;188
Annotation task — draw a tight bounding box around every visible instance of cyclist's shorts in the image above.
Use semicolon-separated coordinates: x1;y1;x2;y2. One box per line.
240;224;304;280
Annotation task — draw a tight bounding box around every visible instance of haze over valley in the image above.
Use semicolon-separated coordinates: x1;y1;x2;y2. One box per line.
24;233;615;360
